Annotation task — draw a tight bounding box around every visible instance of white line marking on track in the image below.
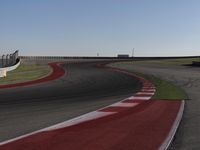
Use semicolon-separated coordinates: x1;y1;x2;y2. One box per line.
0;111;115;146
127;96;151;100
45;111;115;131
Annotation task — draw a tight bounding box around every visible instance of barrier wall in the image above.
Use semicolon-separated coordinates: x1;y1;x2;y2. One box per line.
20;55;200;60
192;61;200;66
0;59;20;77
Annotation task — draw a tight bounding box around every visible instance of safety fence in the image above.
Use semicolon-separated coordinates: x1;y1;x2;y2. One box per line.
0;50;20;77
20;55;200;61
0;50;19;68
20;56;132;60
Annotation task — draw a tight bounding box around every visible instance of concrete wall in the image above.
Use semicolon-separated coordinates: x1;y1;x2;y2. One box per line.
192;61;200;66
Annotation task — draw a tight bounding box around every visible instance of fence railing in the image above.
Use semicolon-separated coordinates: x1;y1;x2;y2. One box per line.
20;55;200;60
0;50;19;68
19;56;133;60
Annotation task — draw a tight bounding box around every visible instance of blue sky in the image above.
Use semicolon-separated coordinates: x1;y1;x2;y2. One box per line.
0;0;200;56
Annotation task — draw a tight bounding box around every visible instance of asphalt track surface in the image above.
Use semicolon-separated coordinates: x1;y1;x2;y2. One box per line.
112;62;200;150
0;61;142;142
0;61;184;150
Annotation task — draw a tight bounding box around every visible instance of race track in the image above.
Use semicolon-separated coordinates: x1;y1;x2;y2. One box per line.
0;61;142;142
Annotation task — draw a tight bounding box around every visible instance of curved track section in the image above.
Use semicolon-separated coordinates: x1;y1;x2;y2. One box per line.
0;61;184;150
0;61;142;142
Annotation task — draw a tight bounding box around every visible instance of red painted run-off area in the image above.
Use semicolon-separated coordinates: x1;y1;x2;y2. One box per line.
0;62;65;89
1;100;182;150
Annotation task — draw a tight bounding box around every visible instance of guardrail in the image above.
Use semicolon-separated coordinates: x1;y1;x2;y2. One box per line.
20;55;200;60
192;61;200;66
20;56;132;60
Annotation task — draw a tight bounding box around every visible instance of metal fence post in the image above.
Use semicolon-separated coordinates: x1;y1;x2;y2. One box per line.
2;55;5;67
6;54;9;66
9;54;13;65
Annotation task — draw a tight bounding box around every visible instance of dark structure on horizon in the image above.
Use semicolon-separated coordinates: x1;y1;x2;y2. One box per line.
117;54;129;58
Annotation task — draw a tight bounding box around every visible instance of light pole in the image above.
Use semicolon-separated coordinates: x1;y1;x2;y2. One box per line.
132;48;135;58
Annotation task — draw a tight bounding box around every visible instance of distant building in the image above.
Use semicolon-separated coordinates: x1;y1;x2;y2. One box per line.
117;54;129;58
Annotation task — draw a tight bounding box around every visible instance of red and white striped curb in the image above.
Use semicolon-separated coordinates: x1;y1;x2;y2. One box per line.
0;64;156;146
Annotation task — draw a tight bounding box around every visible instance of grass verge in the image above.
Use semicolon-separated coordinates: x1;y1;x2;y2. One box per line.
110;63;188;100
137;72;189;100
125;57;200;65
0;64;51;85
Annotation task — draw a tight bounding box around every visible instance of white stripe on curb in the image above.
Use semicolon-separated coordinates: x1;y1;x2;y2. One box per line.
127;96;151;100
141;89;156;92
110;102;139;107
135;92;155;95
